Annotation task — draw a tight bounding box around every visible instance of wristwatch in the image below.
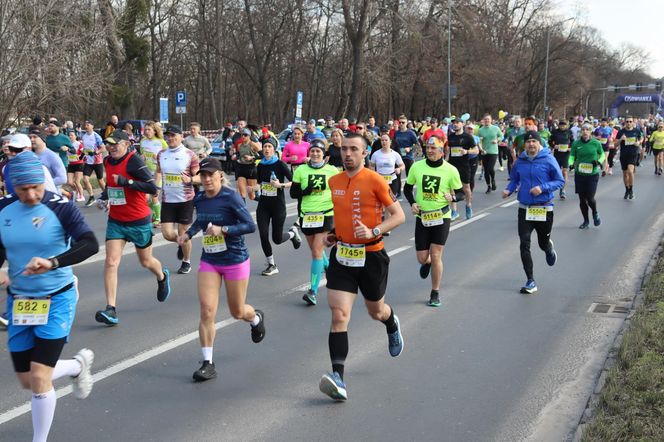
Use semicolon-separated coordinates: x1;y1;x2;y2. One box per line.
127;179;134;186
221;226;229;234
371;227;382;238
48;257;59;270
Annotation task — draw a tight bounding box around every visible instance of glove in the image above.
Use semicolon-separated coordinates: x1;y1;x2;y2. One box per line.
592;160;599;167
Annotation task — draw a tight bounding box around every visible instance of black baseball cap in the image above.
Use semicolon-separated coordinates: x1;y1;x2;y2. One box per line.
104;130;130;144
165;125;183;135
523;130;541;143
197;157;223;174
379;125;389;132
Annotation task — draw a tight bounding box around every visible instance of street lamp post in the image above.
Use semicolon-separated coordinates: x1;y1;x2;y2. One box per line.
447;0;452;117
543;29;550;122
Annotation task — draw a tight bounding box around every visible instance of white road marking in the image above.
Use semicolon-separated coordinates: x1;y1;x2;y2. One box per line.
0;318;238;426
500;199;519;208
450;213;489;231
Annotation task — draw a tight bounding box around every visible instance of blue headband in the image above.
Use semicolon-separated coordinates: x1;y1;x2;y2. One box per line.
9;151;45;185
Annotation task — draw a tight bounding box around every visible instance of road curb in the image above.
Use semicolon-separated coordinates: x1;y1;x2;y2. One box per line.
572;239;664;441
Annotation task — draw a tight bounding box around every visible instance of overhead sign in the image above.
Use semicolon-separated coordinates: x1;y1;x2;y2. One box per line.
159;98;168;124
176;90;186;114
296;91;303;119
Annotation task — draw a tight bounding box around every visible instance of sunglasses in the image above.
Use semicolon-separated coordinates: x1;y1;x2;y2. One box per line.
356;126;364;130
8;146;25;153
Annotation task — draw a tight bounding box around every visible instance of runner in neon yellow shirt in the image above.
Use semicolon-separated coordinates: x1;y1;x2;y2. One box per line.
649;121;664;175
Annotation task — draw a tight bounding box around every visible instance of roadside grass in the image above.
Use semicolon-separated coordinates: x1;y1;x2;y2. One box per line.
581;255;664;441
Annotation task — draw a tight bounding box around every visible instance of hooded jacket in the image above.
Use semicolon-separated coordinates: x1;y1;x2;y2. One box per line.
506;147;564;206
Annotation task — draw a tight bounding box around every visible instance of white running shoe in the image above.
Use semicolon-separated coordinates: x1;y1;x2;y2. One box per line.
72;348;94;399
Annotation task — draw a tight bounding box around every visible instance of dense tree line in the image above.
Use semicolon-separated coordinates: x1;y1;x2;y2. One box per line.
0;0;658;129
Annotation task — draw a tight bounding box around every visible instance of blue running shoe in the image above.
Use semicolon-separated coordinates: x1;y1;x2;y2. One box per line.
319;372;347;401
388;315;404;357
302;289;317;306
95;305;118;325
579;222;589;230
450;210;459;221
520;279;537;294
157;269;171;302
545;240;557;266
465;206;473;219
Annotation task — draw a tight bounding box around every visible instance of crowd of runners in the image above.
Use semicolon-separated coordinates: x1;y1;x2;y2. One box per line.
1;110;663;441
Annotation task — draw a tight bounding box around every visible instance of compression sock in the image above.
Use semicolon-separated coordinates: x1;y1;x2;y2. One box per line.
310;258;324;294
381;306;398;334
328;332;348;380
52;359;81;380
32;388;56;442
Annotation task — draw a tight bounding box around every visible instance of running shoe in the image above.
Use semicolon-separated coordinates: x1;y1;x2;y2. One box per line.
485;187;491;194
177;261;191;274
579;221;589;229
0;311;8;328
388;315;404;357
319;372;347;401
602;170;606;177
95;305;118;326
545;240;557;266
450;210;459;221
289;226;302;250
608;167;613;175
499;166;505;172
628;189;634;200
520;279;537;294
466;206;473;219
261;264;279;276
157;269;172;302
72;348;94;399
623;189;629;200
76;192;85;202
492;182;497;191
85;196;95;207
419;262;431;279
427;292;441;307
193;361;217;382
177;245;183;261
593;212;601;226
560;190;566;200
251;310;265;343
302;289;317;306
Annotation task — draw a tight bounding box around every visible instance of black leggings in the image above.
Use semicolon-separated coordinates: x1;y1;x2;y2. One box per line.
483;154;497;187
579;192;597;222
498;146;508;167
468;157;478;191
518;208;553;280
608;149;617;168
256;201;289;257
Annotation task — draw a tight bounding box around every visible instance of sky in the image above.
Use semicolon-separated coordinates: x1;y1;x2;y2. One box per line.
558;0;664;78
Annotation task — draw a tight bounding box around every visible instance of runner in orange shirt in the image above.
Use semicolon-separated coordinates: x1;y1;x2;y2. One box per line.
318;133;406;402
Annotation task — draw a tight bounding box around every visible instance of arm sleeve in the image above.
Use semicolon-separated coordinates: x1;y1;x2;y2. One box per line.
568;143;576;167
290;182;312;198
53;231;99;268
126;155;158;194
597;143;606;163
403;183;416;205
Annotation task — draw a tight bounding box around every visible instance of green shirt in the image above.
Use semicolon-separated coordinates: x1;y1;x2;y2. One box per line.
538;129;551;142
292;163;338;216
406;159;462;216
45;133;74;167
477;125;503;155
569;138;605;176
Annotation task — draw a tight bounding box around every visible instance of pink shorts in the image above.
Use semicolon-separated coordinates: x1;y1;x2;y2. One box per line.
199;259;251;280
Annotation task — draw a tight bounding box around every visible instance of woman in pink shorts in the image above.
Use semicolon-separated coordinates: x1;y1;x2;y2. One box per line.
177;157;265;383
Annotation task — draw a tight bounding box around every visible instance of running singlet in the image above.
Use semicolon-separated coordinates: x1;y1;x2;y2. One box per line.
141;138;167;173
104;151;151;222
406;159;462;217
292;163;338;216
329;168;396;252
0;191;91;295
81;132;104;165
186;186;255;266
157;146;199;203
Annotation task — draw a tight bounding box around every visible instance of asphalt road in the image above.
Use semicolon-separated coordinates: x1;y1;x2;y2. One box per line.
1;162;663;442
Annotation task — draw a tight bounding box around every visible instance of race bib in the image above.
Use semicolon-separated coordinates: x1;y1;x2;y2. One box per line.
578;163;594;174
336;242;366;267
557;144;569;152
302;213;325;228
399;148;409;156
381;174;393;183
67;153;80;162
107;187;126;205
12;298;51;325
164;173;182;187
261;182;277;197
525;206;547;222
421;209;445;227
625;137;636;145
450;147;463;157
202;234;227;254
598;138;608;144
